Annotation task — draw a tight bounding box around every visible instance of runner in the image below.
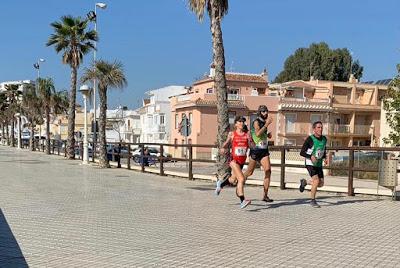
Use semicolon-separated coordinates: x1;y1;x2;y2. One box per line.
215;116;252;209
299;121;328;208
243;105;274;203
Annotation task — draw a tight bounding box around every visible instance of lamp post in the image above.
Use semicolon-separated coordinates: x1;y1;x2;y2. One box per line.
79;85;92;164
87;2;107;150
33;58;45;140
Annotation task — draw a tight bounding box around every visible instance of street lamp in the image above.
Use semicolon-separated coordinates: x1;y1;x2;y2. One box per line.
79;84;92;164
34;58;45;140
33;58;45;80
87;2;107;149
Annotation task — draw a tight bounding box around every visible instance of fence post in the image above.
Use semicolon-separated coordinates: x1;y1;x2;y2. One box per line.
188;144;193;180
117;142;121;168
79;142;83;160
92;141;96;162
64;141;67;157
160;144;165;176
280;147;286;190
57;140;60;155
52;140;55;154
127;145;131;170
348;149;355;196
140;144;145;172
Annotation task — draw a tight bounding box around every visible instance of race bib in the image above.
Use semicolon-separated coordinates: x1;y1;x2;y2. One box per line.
234;147;247;156
315;149;323;159
256;141;268;149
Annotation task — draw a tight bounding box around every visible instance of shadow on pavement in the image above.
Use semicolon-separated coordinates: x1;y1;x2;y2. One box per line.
246;196;381;212
0;209;28;267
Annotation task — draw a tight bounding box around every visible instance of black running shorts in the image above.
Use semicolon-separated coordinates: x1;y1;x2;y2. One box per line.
249;148;270;162
306;165;324;179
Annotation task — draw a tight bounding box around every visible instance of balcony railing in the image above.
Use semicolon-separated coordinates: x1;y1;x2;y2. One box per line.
330;124;351;134
280;97;330;104
227;94;244;101
354;125;372;135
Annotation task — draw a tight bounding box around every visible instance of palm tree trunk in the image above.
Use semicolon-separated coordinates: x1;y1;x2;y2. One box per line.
6;119;10;146
1;123;4;145
210;0;230;179
67;66;78;159
46;108;51;154
11;119;15;147
30;125;35;151
98;87;109;168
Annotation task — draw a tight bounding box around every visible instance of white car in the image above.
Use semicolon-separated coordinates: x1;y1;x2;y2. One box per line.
131;147;169;163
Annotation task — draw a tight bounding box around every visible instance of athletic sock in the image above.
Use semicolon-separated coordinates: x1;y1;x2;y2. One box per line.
239;195;245;202
220;178;230;188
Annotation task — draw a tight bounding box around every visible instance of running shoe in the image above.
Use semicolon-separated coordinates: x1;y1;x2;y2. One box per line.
310;199;321;208
299;179;307;193
240;199;251;209
262;196;274;203
215;180;222;196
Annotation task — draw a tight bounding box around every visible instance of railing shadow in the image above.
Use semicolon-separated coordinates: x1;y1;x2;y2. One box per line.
0;209;28;267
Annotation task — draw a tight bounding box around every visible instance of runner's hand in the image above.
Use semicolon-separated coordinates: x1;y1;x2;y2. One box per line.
311;155;317;163
267;132;272;139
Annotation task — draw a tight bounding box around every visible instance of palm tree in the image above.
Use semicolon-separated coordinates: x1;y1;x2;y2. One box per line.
4;84;22;147
188;0;230;178
0;93;8;144
81;60;127;168
21;83;43;151
47;15;97;159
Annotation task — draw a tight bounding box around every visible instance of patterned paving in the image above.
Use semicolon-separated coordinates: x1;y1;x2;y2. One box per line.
0;146;399;267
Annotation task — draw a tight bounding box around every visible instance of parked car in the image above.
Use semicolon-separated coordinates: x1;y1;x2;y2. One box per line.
131;147;170;163
332;151;391;163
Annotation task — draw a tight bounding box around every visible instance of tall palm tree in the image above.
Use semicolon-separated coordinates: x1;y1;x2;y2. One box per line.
21;83;43;151
81;60;127;168
47;15;97;159
4;84;22;147
0;93;8;144
188;0;230;178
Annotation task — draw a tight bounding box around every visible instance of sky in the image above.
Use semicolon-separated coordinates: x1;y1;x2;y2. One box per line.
0;0;399;109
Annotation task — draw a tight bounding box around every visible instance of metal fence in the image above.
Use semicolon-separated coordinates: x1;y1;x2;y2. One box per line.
7;139;400;197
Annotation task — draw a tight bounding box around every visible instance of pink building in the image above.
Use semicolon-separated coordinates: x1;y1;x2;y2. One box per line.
170;70;279;159
170;71;389;159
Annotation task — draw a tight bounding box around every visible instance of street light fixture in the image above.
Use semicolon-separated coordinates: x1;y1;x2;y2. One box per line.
87;2;107;153
79;84;92;164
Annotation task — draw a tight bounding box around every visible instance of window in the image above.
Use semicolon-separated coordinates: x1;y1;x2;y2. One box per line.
229;89;239;95
310;114;323;124
160;114;165;125
159;133;165;140
206;88;213;94
229;111;236;127
175;114;179;129
127;120;131;128
174;138;178;148
284;139;296;146
285;114;296;133
189;113;193;125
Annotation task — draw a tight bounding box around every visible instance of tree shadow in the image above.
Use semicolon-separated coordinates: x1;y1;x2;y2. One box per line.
245;196;382;212
0;209;28;267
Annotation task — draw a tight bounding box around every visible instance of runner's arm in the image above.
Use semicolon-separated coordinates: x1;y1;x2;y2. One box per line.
253;120;268;137
221;132;233;149
300;137;313;159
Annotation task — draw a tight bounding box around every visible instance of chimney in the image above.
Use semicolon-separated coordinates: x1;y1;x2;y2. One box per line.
261;68;268;82
209;63;215;78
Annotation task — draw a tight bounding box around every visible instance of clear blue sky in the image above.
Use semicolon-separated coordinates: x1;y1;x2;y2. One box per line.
0;0;399;109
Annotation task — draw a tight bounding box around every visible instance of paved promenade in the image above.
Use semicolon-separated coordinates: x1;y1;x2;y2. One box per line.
1;146;400;267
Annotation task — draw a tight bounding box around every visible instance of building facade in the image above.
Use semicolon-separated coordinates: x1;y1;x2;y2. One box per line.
170;70;279;159
139;86;187;149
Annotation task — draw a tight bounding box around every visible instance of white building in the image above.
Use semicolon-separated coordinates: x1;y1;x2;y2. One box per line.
92;107;141;143
139;85;188;147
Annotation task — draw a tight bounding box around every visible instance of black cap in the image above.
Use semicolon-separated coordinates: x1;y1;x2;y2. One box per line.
258;105;268;113
234;116;246;122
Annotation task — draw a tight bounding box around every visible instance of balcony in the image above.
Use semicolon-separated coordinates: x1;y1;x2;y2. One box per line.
330;124;351;134
227;94;244;101
354;125;372;135
149;125;166;133
279;97;331;112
